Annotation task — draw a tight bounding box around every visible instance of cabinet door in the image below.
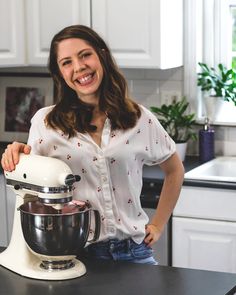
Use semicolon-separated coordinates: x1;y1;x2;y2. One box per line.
172;217;236;273
26;0;91;66
0;0;25;66
91;0;183;69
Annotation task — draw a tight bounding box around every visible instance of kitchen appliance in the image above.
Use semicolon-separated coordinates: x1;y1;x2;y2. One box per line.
0;154;100;280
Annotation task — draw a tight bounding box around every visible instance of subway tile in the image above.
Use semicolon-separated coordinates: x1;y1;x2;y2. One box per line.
120;68;145;80
132;79;159;94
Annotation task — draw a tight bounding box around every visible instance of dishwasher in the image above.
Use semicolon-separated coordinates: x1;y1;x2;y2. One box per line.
140;180;171;266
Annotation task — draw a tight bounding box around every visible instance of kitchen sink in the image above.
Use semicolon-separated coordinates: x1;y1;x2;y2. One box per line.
184;156;236;182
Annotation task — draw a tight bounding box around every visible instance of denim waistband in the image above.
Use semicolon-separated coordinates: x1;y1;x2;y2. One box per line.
90;238;134;252
85;238;156;264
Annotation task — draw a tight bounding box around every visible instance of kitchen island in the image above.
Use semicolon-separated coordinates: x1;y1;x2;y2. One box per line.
0;255;235;295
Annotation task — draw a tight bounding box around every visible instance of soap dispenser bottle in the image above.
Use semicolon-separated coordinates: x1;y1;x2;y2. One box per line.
199;118;215;163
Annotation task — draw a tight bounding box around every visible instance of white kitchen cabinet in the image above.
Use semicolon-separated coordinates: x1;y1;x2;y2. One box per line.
1;0;182;68
0;0;91;67
172;185;236;273
0;174;17;247
26;0;91;65
173;217;236;273
0;0;25;66
91;0;183;69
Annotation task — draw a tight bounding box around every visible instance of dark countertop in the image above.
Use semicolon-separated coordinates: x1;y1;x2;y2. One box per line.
0;254;235;295
143;156;200;182
143;155;236;190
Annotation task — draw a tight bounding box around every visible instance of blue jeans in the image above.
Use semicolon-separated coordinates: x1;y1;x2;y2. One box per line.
84;239;158;265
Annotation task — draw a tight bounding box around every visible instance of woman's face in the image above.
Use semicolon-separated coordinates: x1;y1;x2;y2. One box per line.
57;38;104;104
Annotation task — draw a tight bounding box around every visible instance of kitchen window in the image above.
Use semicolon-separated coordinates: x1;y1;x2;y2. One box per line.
231;4;236;66
184;0;236;125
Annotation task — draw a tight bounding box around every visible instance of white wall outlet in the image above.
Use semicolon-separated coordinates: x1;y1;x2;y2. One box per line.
161;90;182;105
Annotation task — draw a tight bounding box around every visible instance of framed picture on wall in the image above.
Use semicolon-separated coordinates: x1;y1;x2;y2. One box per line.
0;74;54;143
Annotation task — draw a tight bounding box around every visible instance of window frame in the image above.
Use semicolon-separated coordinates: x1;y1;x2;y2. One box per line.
184;0;236;125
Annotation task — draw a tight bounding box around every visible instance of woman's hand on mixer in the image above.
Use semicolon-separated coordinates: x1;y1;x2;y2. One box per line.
1;142;31;171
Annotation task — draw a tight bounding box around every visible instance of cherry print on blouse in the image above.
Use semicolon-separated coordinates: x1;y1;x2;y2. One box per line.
126;140;129;144
82;168;87;174
148;119;153;124
97;186;102;192
77;142;82;147
137;129;141;134
38;139;43;144
111;131;116;138
133;226;138;230
112;187;116;192
53;145;58;150
145;146;149;151
118;218;121;222
110;158;116;164
61;132;65;137
156;140;159;144
128;199;133;204
67;154;71;160
138;212;142;217
93;156;98;161
101;215;105;221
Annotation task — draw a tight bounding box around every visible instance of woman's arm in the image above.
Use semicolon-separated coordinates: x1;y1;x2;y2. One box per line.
144;152;184;246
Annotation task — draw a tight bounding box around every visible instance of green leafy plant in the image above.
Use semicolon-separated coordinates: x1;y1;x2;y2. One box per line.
197;62;236;105
150;97;196;143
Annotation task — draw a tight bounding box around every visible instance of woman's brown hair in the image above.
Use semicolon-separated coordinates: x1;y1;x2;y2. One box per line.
47;25;141;137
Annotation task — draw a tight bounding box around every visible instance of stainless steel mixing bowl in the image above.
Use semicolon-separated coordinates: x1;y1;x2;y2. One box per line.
19;201;100;256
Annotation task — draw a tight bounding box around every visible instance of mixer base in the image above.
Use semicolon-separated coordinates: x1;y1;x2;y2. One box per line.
29;258;86;280
0;249;86;280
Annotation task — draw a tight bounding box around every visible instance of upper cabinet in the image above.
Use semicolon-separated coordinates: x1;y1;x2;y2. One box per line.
26;0;91;65
0;0;183;69
91;0;183;69
0;0;25;66
0;0;90;67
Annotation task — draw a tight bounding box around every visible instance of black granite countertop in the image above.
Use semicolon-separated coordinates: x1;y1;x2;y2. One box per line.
143;156;200;182
0;254;235;295
143;156;236;190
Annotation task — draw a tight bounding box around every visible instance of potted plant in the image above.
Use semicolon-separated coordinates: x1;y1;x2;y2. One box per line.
197;62;236;122
150;97;196;161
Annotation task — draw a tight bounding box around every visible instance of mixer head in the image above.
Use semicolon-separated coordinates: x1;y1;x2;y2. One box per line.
4;154;81;204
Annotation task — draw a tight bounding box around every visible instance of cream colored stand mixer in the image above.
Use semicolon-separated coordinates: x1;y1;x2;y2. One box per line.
0;154;100;280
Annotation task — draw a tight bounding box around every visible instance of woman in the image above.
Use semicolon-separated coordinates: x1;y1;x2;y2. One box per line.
1;25;184;265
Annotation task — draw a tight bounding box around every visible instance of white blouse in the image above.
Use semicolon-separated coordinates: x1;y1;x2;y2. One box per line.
28;104;176;244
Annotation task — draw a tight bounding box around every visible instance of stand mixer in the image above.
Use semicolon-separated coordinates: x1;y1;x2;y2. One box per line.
0;154;100;280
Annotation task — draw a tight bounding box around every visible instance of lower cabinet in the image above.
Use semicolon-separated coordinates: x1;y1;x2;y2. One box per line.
172;185;236;273
0;175;15;247
172;216;236;273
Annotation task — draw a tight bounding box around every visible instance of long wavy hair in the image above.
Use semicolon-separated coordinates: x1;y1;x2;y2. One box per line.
46;25;141;137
